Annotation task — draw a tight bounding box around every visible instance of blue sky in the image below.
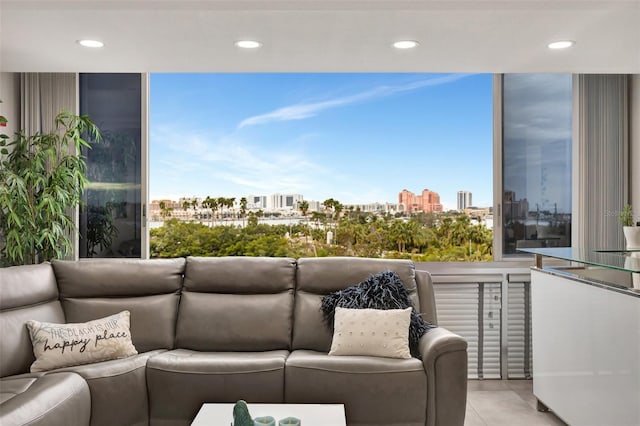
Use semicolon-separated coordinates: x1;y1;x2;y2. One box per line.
150;73;493;210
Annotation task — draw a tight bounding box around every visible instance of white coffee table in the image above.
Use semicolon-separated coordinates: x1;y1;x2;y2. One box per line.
191;403;346;426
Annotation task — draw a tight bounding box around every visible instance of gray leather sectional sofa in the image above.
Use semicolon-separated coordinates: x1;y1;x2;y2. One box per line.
0;256;468;426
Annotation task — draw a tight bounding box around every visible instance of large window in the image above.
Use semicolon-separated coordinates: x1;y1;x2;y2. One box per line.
79;74;144;258
501;74;572;256
149;73;494;261
76;72;574;262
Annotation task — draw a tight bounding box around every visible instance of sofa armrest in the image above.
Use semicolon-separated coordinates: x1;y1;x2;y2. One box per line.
419;327;468;426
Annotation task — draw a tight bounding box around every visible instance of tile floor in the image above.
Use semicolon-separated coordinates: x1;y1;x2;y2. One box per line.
466;380;567;426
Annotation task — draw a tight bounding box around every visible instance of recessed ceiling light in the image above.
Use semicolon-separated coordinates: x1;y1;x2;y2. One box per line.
77;39;104;48
393;40;419;49
547;40;575;50
235;40;262;49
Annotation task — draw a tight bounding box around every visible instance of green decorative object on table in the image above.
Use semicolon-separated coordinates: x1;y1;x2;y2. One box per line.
279;417;301;425
233;400;253;426
253;416;275;426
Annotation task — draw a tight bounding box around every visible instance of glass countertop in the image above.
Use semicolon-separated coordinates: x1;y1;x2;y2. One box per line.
518;247;640;273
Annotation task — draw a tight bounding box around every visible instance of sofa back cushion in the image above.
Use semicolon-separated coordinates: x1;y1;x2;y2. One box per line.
53;258;186;352
292;257;421;352
176;256;296;351
0;263;65;377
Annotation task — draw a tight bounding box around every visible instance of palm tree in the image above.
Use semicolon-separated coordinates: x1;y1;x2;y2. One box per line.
298;200;309;217
322;198;336;214
451;215;471;246
191;199;200;221
158;201;173;220
200;197;209;222
202;196;217;227
159;201;166;220
182;200;191;221
311;211;325;228
390;220;413;252
412;225;433;252
437;217;454;246
216;197;226;224
227;197;236;222
322;198;341;232
335;218;359;254
347;205;355;219
333;201;343;220
240;197;247;227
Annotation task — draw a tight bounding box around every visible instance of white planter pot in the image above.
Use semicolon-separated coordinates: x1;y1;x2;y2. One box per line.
623;226;640;249
624;252;640;289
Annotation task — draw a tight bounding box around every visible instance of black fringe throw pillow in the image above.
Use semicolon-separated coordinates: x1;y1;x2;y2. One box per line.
320;270;436;358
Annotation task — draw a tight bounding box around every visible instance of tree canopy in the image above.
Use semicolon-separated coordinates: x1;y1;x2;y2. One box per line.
150;211;493;262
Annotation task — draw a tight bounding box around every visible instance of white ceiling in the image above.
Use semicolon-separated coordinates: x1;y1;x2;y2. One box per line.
1;0;639;73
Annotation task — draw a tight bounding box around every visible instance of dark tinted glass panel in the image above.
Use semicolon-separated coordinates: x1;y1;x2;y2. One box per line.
79;74;142;257
502;74;572;256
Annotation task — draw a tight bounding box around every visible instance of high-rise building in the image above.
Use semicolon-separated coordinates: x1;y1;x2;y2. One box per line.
344;202;401;214
246;195;267;209
398;189;443;213
268;193;304;210
457;191;472;210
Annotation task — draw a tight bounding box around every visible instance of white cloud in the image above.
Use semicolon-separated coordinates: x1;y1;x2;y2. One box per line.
237;74;471;128
151;128;330;198
150;74;491;204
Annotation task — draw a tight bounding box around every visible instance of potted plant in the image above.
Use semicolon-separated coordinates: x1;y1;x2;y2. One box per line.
0;109;101;266
619;204;640;249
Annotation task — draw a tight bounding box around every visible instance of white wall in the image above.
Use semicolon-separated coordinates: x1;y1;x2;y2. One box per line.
0;72;20;138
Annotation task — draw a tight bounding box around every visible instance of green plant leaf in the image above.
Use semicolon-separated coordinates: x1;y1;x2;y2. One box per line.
0;111;101;265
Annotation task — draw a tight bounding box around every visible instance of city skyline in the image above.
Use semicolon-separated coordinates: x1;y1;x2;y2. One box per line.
150;73;493;210
150;187;490;214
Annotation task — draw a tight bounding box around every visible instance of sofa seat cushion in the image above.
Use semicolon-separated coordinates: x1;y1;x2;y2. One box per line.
50;350;165;426
285;350;427;426
0;372;90;426
147;349;288;426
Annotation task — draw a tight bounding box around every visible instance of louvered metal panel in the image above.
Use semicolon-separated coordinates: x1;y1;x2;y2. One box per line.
425;264;534;380
433;281;501;379
483;283;502;379
433;283;479;378
507;281;532;378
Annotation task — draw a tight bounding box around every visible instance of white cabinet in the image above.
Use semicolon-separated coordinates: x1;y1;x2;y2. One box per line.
531;268;640;426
